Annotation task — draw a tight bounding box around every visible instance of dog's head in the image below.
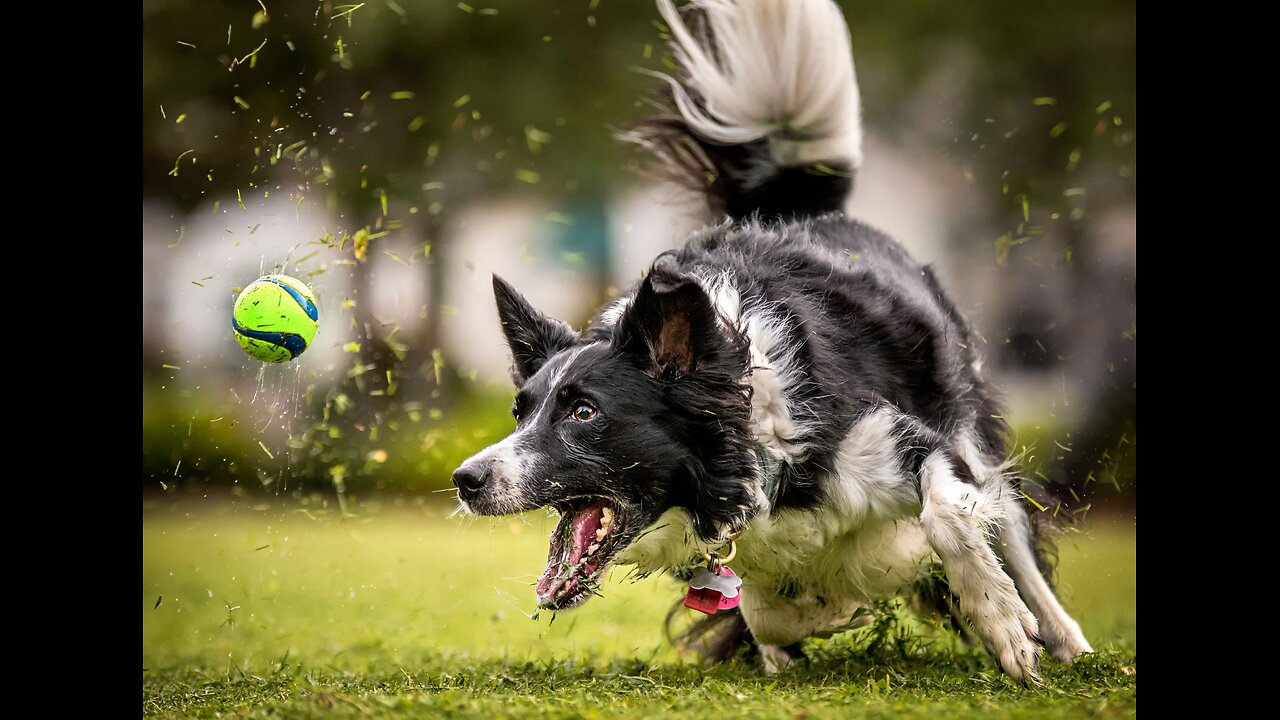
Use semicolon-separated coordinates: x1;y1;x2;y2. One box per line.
451;259;761;610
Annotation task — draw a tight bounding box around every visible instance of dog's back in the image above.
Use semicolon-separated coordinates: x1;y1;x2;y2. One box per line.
594;216;1003;511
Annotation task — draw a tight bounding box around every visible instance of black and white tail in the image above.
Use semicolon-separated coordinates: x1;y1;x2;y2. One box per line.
624;0;863;220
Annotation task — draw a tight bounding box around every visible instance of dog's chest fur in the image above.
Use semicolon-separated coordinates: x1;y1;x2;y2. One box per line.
623;505;934;643
618;410;937;629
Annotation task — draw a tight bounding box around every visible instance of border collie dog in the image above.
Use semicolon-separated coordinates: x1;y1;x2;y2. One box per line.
452;0;1092;683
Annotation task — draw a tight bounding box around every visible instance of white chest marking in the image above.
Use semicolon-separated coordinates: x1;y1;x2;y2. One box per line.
619;409;935;616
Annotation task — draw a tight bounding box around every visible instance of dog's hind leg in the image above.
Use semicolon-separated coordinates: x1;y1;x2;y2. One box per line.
918;451;1042;683
996;498;1093;662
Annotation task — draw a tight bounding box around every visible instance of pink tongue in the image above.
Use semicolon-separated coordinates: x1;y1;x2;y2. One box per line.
536;500;607;600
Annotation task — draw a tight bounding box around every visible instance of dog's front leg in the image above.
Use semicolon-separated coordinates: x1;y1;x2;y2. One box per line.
996;497;1093;662
918;452;1042;684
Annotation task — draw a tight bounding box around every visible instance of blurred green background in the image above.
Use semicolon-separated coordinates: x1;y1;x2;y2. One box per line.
143;1;1135;714
142;0;1135;510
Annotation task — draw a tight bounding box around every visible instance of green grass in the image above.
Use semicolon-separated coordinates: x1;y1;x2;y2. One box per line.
143;500;1135;718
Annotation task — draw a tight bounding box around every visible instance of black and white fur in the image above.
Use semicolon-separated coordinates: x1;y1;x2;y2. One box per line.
452;0;1092;683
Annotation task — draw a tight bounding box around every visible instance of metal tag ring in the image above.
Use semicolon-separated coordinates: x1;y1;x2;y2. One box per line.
701;538;737;566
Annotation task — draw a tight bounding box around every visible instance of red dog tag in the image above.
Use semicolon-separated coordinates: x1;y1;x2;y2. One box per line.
684;586;723;614
684;566;742;615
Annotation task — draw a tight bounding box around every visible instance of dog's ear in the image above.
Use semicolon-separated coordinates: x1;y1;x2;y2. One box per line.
613;256;721;379
492;274;581;386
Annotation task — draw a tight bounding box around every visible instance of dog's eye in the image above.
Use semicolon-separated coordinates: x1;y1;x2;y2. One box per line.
571;403;597;422
512;403;521;421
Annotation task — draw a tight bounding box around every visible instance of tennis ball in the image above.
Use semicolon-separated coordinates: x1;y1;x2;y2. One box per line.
231;275;319;363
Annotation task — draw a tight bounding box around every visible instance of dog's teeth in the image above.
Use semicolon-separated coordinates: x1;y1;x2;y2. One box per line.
601;506;614;526
595;526;607;540
587;542;600;555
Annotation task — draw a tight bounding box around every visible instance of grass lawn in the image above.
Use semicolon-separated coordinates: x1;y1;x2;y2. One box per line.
142;498;1135;718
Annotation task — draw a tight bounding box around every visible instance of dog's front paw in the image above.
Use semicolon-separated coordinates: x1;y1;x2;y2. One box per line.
984;606;1042;685
995;636;1042;685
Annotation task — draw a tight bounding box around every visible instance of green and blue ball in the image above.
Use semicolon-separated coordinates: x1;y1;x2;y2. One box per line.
231;274;319;363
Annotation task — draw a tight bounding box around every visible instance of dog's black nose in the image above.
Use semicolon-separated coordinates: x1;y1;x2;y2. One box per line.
452;461;491;499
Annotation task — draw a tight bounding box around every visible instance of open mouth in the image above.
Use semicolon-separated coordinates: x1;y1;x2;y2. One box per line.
535;497;631;610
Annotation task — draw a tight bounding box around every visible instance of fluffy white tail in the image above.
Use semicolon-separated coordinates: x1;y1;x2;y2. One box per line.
624;0;863;219
657;0;863;167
